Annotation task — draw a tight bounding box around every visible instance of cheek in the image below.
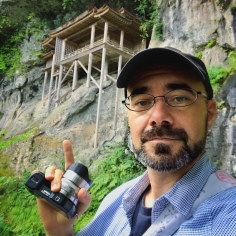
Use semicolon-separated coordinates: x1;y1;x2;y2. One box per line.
180;110;208;141
128;113;148;148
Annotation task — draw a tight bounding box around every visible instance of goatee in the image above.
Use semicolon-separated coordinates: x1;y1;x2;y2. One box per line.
135;126;206;172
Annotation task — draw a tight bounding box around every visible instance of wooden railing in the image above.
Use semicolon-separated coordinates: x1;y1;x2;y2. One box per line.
63;39;134;60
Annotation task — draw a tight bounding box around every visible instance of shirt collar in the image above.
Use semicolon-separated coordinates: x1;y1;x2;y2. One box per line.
123;152;216;219
161;152;217;216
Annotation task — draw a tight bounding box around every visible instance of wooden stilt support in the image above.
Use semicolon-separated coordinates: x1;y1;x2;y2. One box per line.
94;21;108;148
55;76;58;91
114;30;124;130
77;60;102;91
104;58;108;82
42;71;48;101
47;54;55;113
56;65;63;107
55;39;66;107
114;55;122;130
87;53;93;88
72;60;78;91
87;24;95;88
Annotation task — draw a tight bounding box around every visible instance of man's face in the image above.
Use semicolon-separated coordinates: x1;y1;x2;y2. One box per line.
127;66;216;172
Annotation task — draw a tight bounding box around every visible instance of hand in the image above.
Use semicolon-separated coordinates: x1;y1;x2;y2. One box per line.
35;140;92;236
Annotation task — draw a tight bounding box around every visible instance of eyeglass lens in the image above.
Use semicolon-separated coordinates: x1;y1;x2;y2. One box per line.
125;89;198;111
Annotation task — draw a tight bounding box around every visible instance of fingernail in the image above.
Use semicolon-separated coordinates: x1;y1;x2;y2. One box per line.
83;191;87;198
45;173;51;178
52;183;58;190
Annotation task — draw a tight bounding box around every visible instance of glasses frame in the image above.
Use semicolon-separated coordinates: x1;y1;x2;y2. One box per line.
122;88;208;112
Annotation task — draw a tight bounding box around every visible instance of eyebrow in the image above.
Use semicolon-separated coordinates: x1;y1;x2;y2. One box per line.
129;83;192;96
130;86;150;95
164;83;192;91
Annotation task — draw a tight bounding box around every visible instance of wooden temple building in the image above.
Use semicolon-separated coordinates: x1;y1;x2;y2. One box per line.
41;5;146;147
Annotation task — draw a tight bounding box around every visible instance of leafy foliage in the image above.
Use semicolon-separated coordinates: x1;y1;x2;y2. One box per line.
0;29;25;79
205;39;216;48
227;50;236;75
74;142;145;232
0;128;36;152
207;66;229;93
0;128;37;178
0;172;45;236
135;0;162;40
195;51;203;59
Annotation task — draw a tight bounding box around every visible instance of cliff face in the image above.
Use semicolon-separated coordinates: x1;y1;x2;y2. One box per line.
1;0;236;175
153;0;236;66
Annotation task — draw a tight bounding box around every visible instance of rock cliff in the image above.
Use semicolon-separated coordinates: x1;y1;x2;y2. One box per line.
0;0;236;176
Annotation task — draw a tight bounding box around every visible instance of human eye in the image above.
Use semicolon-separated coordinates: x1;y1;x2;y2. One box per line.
173;96;187;103
135;100;152;107
130;95;153;110
167;90;195;106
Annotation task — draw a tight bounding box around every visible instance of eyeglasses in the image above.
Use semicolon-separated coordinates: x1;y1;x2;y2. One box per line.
122;88;208;112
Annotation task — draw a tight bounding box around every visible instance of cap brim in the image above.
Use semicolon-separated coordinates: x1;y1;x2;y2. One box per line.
117;47;205;89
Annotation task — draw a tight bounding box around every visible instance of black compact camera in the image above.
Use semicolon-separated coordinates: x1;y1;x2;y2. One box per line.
25;163;93;219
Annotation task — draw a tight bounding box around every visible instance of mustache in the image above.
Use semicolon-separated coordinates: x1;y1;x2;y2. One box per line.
140;126;188;144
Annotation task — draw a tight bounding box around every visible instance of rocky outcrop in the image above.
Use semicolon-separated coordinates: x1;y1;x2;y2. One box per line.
152;0;236;66
1;0;236;176
0;70;127;174
207;73;236;175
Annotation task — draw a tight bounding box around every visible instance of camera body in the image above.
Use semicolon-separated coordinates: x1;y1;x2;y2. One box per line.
25;163;93;219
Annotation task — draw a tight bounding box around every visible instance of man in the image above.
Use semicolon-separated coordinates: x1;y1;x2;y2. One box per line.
36;47;236;235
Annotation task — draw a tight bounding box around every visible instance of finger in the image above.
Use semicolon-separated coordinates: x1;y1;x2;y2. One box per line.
45;166;56;180
51;169;64;192
31;169;39;174
63;140;75;170
76;188;92;217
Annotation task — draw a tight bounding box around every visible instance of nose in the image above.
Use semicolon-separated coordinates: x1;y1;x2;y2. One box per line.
148;97;174;127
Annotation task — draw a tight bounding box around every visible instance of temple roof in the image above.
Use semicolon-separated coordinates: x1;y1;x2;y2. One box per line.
41;5;141;48
41;50;54;60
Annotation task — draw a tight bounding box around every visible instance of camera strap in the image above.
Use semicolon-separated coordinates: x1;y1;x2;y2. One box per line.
142;170;236;236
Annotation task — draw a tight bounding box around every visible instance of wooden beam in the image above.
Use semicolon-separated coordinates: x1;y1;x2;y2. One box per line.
94;21;108;148
72;60;78;91
77;60;102;90
42;71;48;101
47;54;55;113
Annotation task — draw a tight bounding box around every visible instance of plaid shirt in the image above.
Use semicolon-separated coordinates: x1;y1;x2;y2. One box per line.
77;153;236;236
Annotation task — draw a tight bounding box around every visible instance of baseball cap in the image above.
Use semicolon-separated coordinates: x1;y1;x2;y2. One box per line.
117;47;213;99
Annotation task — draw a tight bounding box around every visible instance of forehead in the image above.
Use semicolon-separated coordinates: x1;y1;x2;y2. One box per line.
127;64;203;94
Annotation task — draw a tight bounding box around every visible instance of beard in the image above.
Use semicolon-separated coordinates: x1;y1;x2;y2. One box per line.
134;124;207;172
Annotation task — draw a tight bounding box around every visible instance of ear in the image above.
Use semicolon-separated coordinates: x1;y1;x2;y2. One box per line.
207;99;217;130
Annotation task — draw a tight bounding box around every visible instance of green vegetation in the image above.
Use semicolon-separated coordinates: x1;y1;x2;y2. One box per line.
0;128;36;152
0;142;145;235
206;48;236;95
217;100;225;109
135;0;162;40
227;4;236;10
205;39;216;49
228;50;236;75
0;29;25;79
195;52;203;59
207;66;229;94
0;172;45;236
0;128;37;177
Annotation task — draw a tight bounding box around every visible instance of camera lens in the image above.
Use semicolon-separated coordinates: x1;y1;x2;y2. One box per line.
59;163;93;205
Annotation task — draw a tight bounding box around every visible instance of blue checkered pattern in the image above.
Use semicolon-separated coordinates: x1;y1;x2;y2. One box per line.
77;153;236;235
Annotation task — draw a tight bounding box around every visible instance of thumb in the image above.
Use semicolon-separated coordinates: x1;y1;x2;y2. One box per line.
76;188;92;217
